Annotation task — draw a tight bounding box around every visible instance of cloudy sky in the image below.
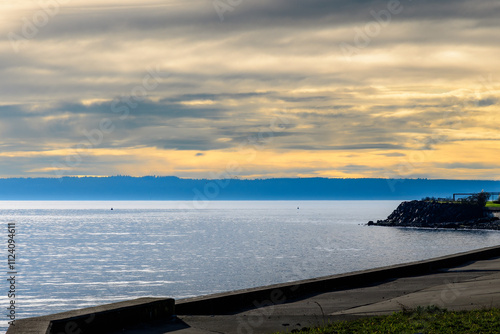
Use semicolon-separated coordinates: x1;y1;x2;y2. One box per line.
1;0;499;179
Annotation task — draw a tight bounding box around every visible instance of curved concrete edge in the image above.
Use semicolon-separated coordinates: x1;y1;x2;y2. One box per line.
7;297;174;334
175;245;500;315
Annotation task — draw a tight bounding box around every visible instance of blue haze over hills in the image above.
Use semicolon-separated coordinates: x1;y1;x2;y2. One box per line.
0;176;498;200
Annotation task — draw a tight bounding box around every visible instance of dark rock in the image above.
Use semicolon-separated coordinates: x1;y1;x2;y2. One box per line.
369;200;500;231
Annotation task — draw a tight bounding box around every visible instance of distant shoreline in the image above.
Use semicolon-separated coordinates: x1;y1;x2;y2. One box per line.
0;176;499;200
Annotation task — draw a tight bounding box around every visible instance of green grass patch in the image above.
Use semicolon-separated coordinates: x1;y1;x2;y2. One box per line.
486;201;500;208
277;306;500;334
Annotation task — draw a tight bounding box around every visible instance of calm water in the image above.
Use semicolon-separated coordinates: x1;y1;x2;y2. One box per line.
1;200;500;332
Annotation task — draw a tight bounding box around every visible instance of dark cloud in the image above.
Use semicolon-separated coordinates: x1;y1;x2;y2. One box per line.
12;0;500;42
282;143;406;151
379;152;406;157
476;98;497;107
163;92;270;103
339;164;387;173
150;138;222;151
436;163;498;170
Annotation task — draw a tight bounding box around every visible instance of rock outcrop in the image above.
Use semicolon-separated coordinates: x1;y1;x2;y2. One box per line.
368;200;500;230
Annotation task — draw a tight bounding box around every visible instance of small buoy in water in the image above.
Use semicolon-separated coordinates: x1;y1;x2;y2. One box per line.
297;207;299;210
111;208;113;211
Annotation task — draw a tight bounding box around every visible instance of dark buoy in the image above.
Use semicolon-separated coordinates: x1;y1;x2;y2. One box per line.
297;207;299;210
111;208;113;211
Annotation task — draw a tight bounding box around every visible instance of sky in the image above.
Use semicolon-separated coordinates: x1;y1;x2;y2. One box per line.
0;0;499;180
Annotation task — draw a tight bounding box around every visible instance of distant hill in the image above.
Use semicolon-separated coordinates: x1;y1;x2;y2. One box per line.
0;176;498;200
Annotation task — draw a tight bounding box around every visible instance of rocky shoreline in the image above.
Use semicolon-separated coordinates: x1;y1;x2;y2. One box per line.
368;200;500;230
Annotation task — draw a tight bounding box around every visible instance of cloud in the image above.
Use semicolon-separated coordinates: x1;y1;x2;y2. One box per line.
436;163;499;170
0;0;499;178
378;152;406;157
283;143;406;151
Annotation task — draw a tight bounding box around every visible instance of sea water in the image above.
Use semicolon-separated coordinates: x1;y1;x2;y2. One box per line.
1;200;500;332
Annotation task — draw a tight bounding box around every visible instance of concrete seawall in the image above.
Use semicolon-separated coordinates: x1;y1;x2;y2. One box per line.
175;245;500;315
8;245;500;334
